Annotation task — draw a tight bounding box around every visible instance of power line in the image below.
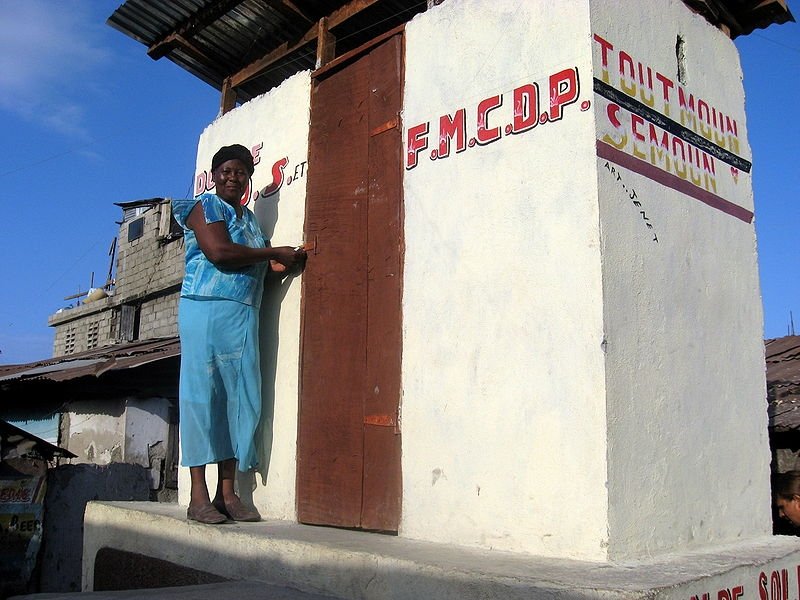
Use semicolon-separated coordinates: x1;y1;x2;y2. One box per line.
751;31;800;54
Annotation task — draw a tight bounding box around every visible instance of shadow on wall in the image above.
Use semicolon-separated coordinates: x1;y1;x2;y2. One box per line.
238;187;303;500
243;266;300;499
37;463;150;594
253;184;280;241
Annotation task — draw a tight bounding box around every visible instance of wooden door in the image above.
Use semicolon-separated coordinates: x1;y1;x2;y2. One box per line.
298;32;403;532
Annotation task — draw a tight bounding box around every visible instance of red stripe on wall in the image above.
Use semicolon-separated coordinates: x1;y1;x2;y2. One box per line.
596;140;754;224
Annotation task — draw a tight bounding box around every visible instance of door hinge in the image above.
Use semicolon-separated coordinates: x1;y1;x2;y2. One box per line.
370;115;399;137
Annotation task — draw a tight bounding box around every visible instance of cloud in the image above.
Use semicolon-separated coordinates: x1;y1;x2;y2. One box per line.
0;0;110;138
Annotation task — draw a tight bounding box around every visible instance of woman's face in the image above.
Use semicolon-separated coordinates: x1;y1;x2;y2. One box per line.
213;158;250;204
776;494;800;527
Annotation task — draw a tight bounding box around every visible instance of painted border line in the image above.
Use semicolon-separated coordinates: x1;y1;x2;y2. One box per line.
597;140;754;224
593;78;752;173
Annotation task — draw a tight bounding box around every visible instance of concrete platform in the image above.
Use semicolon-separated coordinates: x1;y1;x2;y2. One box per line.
80;501;800;600
10;581;338;600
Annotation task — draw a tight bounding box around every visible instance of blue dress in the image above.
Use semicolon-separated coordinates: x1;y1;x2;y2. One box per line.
172;194;268;471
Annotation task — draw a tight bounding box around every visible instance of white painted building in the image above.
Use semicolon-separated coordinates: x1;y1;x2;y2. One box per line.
175;0;776;563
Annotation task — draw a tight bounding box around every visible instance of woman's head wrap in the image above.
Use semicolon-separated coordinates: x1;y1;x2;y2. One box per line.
211;144;255;175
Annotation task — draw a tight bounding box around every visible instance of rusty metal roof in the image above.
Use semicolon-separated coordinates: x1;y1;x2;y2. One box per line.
0;337;180;386
0;419;76;461
106;0;794;105
0;338;180;423
766;335;800;431
107;0;429;101
683;0;794;37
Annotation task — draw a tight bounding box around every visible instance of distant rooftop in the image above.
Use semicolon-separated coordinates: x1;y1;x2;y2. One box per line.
766;335;800;432
107;0;794;110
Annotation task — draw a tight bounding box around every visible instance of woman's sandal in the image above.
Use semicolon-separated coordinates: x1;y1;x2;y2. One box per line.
187;503;228;524
212;496;261;522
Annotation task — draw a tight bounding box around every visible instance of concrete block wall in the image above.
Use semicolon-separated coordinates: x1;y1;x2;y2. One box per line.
49;300;117;357
114;201;184;302
48;199;184;356
138;294;180;339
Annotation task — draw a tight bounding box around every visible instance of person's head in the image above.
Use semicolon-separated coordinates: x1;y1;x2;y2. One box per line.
211;144;255;204
774;470;800;527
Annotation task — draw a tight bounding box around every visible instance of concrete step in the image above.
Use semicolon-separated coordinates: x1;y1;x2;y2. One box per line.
10;581;339;600
79;501;800;600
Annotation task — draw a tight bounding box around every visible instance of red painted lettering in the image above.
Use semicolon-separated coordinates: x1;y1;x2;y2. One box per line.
607;103;622;129
438;109;467;158
406;122;429;170
718;589;731;600
655;72;675;113
261;157;289;198
631;114;646;142
476;95;502;145
548;68;579;121
725;116;738;138
730;585;743;600
637;63;655;107
758;570;768;600
770;570;782;600
618;51;636;95
251;142;263;167
195;172;207;196
593;34;613;70
796;564;800;599
511;84;539;134
781;568;789;599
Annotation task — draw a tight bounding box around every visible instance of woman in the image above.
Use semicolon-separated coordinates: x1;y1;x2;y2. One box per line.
172;143;306;524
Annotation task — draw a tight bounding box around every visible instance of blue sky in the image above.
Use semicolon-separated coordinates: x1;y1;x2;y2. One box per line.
0;1;797;365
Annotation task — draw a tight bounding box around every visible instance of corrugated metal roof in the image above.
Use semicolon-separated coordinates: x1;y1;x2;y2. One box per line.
683;0;794;36
766;335;800;431
114;197;167;209
107;1;794;105
0;337;180;386
0;419;76;460
107;0;429;101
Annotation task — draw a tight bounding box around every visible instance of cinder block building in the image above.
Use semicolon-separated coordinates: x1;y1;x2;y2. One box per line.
49;198;183;357
2;198;184;500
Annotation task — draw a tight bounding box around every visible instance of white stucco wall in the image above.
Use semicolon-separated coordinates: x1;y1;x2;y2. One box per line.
66;397;169;470
401;0;610;560
177;72;311;520
171;0;771;563
590;0;771;559
125;399;170;467
67;402;125;465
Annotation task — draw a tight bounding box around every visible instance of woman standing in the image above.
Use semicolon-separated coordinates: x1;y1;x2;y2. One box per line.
172;144;306;524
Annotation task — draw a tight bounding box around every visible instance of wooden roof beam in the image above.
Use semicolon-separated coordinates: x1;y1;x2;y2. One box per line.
149;33;218;66
743;0;795;25
148;0;244;60
220;77;237;115
316;17;336;69
263;0;314;23
683;0;743;36
230;0;379;88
